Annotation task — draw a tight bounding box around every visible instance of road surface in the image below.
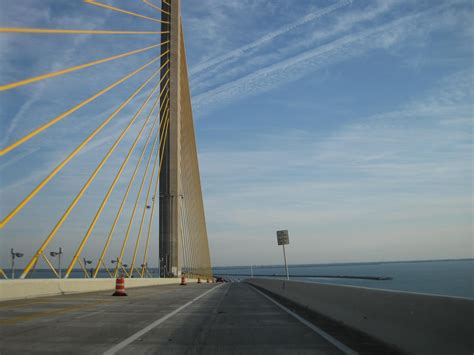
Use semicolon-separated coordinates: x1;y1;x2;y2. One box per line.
0;281;357;354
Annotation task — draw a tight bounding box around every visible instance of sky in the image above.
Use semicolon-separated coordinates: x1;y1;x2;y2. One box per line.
0;0;472;269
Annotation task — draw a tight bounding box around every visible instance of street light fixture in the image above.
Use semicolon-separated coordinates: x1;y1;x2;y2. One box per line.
10;248;24;279
50;247;63;278
141;263;148;277
111;258;123;277
110;259;128;277
83;257;92;278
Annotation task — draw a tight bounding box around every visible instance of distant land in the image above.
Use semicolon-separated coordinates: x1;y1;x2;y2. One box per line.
212;258;474;269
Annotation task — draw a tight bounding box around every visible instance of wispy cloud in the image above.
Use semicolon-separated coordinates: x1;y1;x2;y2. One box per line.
192;1;462;114
189;0;353;76
199;68;473;264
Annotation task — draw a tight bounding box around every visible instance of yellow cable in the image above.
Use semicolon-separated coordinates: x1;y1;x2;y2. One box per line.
98;93;169;277
1;51;168;156
77;258;90;278
40;253;59;278
142;0;170;15
115;103;169;277
101;260;113;278
0;42;168;91
129;109;169;277
1;58;168;229
140;110;170;277
92;79;169;278
84;0;169;24
64;78;165;278
0;28;167;35
18;68;164;279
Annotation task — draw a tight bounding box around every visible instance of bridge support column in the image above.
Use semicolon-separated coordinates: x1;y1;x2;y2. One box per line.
159;0;182;277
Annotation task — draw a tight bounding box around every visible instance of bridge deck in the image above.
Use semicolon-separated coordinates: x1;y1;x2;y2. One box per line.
0;282;354;354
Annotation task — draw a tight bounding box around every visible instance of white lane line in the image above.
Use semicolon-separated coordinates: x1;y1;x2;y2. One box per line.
75;310;103;319
249;285;358;355
102;284;224;355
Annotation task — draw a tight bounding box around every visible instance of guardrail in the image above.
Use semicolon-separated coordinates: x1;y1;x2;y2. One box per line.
246;278;474;355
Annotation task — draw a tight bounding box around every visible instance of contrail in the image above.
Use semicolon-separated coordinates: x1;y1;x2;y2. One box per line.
189;0;352;76
192;3;449;113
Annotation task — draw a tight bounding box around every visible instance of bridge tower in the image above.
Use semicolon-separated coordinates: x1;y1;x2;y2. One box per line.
1;0;211;280
159;0;211;278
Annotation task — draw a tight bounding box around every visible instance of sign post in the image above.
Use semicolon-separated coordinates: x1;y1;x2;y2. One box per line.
276;230;290;280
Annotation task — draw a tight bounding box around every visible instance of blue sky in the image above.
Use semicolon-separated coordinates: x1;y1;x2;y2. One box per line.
0;0;472;268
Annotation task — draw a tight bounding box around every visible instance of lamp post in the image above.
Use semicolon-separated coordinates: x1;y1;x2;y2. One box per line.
111;258;119;278
83;258;92;277
10;248;24;279
50;247;63;278
141;263;148;277
111;258;127;277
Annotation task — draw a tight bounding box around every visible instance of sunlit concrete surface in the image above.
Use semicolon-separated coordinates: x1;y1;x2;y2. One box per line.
0;282;355;354
247;278;474;355
0;278;183;301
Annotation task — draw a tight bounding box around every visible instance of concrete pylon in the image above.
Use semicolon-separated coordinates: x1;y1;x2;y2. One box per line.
159;0;213;280
159;0;182;277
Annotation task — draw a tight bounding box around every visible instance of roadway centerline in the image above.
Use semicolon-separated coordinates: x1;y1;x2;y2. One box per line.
102;283;224;355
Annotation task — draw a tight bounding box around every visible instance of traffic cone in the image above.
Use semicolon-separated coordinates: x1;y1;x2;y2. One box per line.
197;277;202;284
180;275;187;285
112;277;127;296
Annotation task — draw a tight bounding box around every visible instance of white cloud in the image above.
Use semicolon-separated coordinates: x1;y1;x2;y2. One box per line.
191;1;462;114
189;0;353;76
200;70;473;264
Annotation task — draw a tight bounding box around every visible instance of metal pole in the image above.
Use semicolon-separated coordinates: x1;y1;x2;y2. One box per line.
11;249;15;279
59;248;62;278
282;244;289;280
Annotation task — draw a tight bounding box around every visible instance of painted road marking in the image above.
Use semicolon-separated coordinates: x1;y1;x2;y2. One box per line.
0;300;112;325
0;300;49;308
75;310;104;319
249;285;358;355
102;284;224;355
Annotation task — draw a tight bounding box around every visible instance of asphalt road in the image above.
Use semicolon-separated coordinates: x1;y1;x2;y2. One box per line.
0;281;354;354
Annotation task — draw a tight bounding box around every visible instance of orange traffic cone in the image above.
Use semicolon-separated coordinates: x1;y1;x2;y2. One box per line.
197;277;202;284
112;277;127;296
180;275;187;285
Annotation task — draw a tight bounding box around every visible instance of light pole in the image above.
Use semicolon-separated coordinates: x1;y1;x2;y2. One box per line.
111;258;119;278
50;247;63;278
10;248;24;279
276;230;290;280
83;258;92;278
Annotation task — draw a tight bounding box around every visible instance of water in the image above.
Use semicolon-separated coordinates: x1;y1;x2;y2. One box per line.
4;259;472;299
213;259;474;299
4;268;162;280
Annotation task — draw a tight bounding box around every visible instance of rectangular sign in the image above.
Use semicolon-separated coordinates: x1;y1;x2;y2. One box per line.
276;230;289;245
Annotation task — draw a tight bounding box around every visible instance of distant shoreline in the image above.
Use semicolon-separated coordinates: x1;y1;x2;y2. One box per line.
212;258;474;270
214;274;393;281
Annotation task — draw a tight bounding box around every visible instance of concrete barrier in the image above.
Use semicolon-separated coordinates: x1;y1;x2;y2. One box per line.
0;278;183;301
247;278;474;355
